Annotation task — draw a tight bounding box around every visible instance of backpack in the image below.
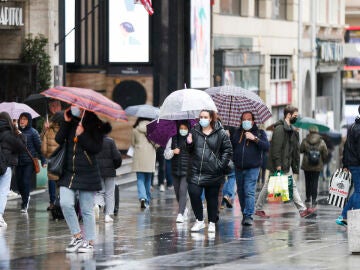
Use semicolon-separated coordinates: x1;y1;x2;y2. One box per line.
0;143;8;175
308;146;320;165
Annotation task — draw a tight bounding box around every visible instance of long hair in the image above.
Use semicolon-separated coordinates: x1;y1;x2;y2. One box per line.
0;111;15;134
133;117;152;128
200;110;218;129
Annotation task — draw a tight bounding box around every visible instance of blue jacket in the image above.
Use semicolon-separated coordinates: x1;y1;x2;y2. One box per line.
17;112;46;166
231;124;269;170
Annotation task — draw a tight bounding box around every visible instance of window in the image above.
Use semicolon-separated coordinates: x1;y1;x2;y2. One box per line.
272;0;287;20
270;56;290;80
224;68;259;92
254;0;260;17
220;0;241;16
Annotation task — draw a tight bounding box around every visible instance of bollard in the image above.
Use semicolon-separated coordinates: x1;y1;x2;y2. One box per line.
348;209;360;254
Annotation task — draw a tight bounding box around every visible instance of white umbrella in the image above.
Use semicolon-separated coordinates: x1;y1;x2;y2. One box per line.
0;102;40;119
159;89;217;120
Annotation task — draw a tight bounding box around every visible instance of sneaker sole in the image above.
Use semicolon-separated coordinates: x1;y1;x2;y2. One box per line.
191;225;205;232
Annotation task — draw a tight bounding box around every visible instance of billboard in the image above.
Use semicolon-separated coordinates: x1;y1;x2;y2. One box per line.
345;27;360;67
190;0;211;88
109;0;149;63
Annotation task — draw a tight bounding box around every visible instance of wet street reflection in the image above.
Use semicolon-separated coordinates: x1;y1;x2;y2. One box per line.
0;180;359;269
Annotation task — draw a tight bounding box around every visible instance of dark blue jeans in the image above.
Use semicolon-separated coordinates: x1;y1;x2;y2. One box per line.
342;166;360;219
15;163;34;208
48;180;56;204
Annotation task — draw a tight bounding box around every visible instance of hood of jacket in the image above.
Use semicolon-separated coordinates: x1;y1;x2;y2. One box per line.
136;120;149;134
306;132;322;145
18;112;32;131
273;119;293;132
0;119;11;134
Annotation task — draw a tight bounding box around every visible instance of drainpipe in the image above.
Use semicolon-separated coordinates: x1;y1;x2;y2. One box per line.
298;0;302;115
310;0;317;117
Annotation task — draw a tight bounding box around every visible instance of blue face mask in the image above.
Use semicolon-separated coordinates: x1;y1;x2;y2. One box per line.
242;120;253;130
179;129;188;136
71;106;81;118
199;118;210;128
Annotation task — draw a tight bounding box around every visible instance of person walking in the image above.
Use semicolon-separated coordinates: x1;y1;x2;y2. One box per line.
164;120;191;223
254;105;312;218
16;112;46;213
300;126;328;212
41;106;63;211
94;135;122;223
231;111;270;226
57;106;111;253
131;117;156;209
0;112;26;227
186;110;232;233
336;105;360;226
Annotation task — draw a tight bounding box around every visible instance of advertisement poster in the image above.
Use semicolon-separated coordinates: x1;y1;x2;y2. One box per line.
190;0;211;88
109;0;149;63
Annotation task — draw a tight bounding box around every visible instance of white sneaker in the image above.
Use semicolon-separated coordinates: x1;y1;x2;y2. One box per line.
65;236;83;253
94;205;99;221
0;215;7;228
191;219;205;232
176;213;184;223
159;184;165;192
77;240;94;253
208;222;216;233
105;215;113;223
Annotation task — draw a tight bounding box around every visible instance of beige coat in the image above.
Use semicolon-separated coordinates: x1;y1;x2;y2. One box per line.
131;120;156;173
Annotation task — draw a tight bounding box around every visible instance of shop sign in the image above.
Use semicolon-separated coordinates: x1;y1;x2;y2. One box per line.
0;1;24;28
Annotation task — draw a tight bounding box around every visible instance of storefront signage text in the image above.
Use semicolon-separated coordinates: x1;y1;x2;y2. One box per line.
0;4;24;27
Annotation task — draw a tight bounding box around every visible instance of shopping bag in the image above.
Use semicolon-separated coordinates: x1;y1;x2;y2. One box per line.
268;172;292;203
328;168;352;208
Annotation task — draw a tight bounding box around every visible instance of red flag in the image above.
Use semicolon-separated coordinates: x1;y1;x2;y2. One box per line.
140;0;154;15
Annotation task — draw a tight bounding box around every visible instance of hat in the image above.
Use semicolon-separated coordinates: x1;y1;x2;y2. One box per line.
309;126;319;133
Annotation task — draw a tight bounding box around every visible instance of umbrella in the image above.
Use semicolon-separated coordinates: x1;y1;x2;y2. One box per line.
146;119;198;147
0;102;40;119
23;94;49;116
158;88;217;120
319;130;342;146
41;86;127;121
293;117;330;132
205;86;272;126
125;104;160;119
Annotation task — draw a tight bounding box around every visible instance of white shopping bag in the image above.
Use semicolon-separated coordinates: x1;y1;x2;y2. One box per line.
126;146;134;157
328;168;352;208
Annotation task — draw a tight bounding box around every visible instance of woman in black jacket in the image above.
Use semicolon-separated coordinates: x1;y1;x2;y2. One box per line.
0;112;26;227
56;106;111;253
186;110;232;233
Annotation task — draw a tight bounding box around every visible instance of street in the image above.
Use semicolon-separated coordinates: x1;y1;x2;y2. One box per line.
0;178;359;270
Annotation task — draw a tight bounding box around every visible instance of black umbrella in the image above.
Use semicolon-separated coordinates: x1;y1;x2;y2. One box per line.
319;130;342;147
23;94;49;116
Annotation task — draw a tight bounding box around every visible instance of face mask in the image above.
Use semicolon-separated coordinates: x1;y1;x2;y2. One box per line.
242;120;253;130
199;118;210;128
290;117;297;124
71;106;81;118
179;129;188;136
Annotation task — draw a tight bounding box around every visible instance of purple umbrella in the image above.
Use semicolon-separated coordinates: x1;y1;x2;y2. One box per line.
146;119;198;147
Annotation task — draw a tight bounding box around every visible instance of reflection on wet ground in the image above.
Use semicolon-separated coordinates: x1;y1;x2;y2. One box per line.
0;179;359;269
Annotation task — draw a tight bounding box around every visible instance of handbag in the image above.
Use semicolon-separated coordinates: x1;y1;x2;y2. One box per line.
25;148;40;174
48;144;66;179
328;168;352;208
267;171;293;203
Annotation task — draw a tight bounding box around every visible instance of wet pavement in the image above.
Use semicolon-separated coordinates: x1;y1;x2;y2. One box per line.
0;178;359;270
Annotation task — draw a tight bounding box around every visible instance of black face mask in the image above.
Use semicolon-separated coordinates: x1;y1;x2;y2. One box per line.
290;117;297;124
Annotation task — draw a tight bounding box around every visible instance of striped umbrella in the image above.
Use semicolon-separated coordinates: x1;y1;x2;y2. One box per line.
205;86;271;126
41;86;127;121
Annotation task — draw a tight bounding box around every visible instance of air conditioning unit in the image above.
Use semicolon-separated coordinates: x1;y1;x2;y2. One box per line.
54;65;63;86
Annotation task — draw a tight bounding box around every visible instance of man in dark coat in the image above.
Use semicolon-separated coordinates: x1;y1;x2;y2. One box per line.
231;111;269;226
336;105;360;226
254;105;311;218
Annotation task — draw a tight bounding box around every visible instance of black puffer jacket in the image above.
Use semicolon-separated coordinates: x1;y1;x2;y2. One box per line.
170;134;191;177
55;111;111;191
96;136;122;178
187;121;233;186
0;120;26;167
343;117;360;168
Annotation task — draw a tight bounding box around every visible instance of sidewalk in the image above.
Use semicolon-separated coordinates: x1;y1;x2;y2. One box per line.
0;178;359;270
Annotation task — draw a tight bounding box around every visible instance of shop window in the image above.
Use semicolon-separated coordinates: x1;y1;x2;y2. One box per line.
272;0;287;20
270;56;290;80
220;0;241;16
224;68;259;92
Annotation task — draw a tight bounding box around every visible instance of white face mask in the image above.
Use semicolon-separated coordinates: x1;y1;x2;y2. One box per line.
179;129;188;136
71;106;81;118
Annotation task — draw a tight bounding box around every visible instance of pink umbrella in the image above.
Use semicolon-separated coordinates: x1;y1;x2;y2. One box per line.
0;102;40;119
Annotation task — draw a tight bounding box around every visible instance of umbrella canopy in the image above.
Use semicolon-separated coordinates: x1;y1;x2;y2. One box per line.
125;104;160;119
205;86;272;126
146;119;198;147
0;102;40;119
41;86;127;121
23;93;49;116
293;117;330;132
159;89;217;120
319;130;342;146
